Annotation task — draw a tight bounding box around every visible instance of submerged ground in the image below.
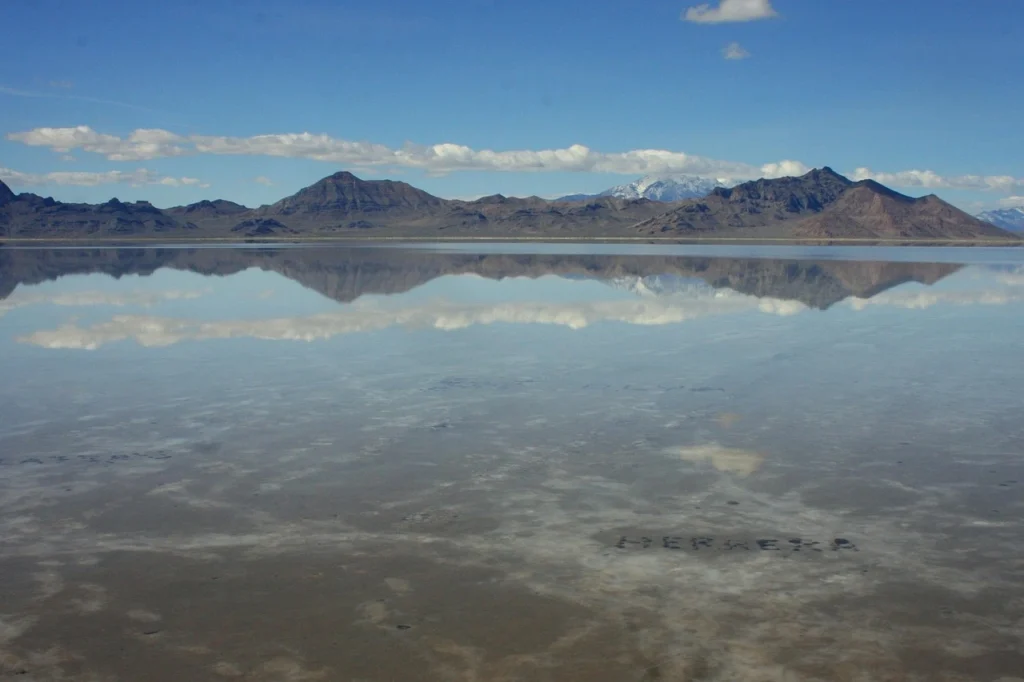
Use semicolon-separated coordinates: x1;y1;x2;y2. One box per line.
1;244;1022;682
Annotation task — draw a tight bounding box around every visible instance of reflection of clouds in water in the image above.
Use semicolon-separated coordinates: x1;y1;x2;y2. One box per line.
0;289;209;318
997;272;1024;286
672;444;764;476
847;270;1024;311
847;288;1024;311
17;293;807;350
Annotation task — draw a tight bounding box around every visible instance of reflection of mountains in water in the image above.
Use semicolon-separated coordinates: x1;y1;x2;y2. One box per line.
0;247;962;309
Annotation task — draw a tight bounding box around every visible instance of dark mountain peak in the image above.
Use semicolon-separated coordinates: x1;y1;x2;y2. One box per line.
705;166;851;212
0;179;15;206
808;166;849;182
269;170;444;216
126;200;163;215
327;170;362;182
474;194;508;204
171;198;248;215
849;179;913;202
799;166;852;186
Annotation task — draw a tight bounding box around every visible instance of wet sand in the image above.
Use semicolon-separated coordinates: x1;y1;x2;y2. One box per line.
2;382;1022;682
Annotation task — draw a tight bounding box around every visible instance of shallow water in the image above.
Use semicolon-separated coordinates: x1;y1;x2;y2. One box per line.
1;244;1023;682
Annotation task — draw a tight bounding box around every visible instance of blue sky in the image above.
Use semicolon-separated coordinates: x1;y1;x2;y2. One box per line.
1;0;1022;211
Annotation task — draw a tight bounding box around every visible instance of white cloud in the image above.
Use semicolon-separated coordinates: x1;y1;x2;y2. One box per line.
722;42;751;60
684;0;777;23
997;196;1024;208
7;126;1023;194
7;126;189;161
3;125;804;183
253;175;274;186
850;168;1024;195
0;167;209;189
760;160;810;178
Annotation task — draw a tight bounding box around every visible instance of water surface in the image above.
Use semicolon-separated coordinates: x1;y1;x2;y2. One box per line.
1;244;1023;682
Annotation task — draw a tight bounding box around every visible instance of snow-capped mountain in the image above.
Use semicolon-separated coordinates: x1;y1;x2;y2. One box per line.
977;207;1024;232
558;174;728;202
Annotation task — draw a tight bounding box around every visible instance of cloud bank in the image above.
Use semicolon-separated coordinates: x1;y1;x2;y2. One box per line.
7;126;1023;194
6;126;794;182
684;0;777;23
0;167;209;189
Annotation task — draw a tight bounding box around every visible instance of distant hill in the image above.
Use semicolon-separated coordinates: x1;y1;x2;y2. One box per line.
633;168;1014;240
166;199;248;219
0;168;1017;242
977;207;1024;232
0;191;192;237
558;174;725;203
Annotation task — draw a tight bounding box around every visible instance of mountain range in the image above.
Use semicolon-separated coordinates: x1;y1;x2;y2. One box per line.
0;167;1017;242
0;247;963;311
557;175;725;202
976;207;1024;232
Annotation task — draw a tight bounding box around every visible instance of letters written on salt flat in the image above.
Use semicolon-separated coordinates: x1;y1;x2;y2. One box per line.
615;536;859;552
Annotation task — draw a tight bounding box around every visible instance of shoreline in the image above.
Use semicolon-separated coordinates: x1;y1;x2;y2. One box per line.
2;236;1022;246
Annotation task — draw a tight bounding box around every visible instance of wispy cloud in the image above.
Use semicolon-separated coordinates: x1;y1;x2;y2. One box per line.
0;86;163;115
722;42;751;60
253;175;274;186
997;196;1024;208
49;80;74;89
684;0;778;24
0;167;209;189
